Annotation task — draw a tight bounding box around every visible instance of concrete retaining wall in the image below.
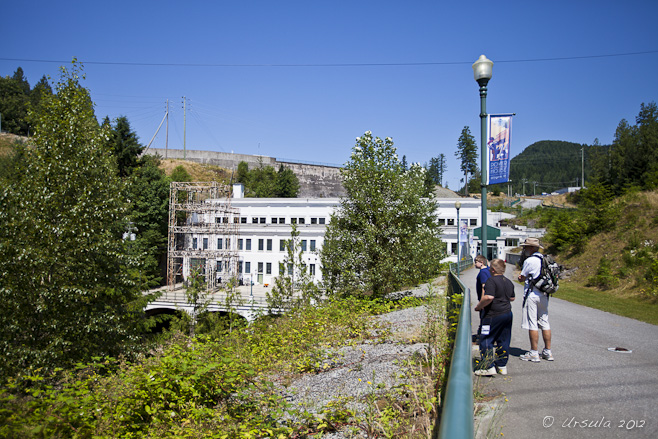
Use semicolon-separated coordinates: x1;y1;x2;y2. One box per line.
146;148;345;198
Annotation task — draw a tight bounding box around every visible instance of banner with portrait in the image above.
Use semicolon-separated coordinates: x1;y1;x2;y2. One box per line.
486;114;513;185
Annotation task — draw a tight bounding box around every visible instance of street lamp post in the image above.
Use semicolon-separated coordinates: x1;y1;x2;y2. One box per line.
473;55;493;259
455;201;462;278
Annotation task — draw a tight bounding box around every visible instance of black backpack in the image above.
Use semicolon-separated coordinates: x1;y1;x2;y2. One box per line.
529;254;560;295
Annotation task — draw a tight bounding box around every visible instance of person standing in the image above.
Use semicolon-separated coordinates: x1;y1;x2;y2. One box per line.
474;254;491;341
474;259;515;376
517;237;553;362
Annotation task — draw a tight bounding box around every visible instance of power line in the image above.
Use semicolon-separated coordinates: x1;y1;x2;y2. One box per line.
1;50;657;68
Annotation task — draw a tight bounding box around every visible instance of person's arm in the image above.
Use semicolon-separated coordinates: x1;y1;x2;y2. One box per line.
475;294;494;311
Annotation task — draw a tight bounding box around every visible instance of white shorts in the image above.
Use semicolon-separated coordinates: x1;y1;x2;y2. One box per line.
522;291;550;331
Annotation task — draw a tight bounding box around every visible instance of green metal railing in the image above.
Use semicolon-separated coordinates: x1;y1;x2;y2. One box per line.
437;260;474;439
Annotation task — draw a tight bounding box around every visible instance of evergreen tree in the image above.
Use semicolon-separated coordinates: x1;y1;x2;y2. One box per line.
0;73;30;135
321;131;445;297
108;115;145;177
455;126;478;196
0;62;144;378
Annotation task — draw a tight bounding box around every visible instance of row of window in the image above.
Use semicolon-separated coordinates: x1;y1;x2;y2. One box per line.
192;237;317;252
439;218;479;226
216;260;317;276
215;216;327;225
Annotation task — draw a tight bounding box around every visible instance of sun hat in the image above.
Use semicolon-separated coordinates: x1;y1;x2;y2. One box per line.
520;237;543;248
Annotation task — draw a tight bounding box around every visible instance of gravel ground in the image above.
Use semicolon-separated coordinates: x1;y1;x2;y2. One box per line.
277;281;445;438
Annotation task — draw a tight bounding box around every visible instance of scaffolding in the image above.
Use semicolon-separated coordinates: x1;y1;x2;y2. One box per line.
167;181;240;292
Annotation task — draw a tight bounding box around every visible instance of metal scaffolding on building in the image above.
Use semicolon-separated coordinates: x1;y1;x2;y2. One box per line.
166;181;240;292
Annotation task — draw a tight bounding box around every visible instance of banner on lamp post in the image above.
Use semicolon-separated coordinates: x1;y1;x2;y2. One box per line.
486;114;513;185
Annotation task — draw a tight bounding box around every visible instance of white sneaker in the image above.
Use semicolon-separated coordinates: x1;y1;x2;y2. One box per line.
542;349;554;361
520;352;541;362
474;367;497;376
496;366;508;375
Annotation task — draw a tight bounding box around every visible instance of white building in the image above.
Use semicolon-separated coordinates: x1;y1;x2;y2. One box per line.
179;185;543;287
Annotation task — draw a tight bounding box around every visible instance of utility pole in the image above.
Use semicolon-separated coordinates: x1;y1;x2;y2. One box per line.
581;146;585;189
166;99;169;159
182;96;186;159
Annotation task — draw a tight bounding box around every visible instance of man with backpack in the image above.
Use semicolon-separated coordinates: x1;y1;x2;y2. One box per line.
518;238;554;362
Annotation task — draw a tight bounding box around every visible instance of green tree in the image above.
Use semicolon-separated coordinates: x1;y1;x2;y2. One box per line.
0;71;30;135
455;126;478;196
0;62;144;378
170;164;191;182
275;164;300;197
236;161;250;184
107;115;145;177
321;131;445;297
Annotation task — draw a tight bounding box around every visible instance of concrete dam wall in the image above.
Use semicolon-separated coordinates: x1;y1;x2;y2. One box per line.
146;148;346;198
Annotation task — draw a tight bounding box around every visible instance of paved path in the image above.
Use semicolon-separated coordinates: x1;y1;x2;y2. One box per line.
461;265;658;439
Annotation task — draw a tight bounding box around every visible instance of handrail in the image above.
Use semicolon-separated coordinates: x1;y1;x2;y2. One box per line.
437;261;474;439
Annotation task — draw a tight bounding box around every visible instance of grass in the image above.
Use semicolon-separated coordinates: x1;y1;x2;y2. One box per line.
555;282;658;325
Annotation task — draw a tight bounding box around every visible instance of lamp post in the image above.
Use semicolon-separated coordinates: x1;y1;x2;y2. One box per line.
473;55;493;259
455;201;462;278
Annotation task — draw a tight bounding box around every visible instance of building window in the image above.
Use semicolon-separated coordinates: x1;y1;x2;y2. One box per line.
301;240;307;251
257;239;263;251
319;218;325;225
450;242;457;254
279;217;285;224
203;238;208;250
217;260;222;272
238;239;243;250
266;263;272;275
272;218;278;224
470;218;478;226
241;217;247;224
260;217;266;224
447;219;455;226
267;239;272;251
258;262;264;274
217;238;223;250
226;238;230;249
238;261;243;273
298;218;305;224
291;218;297;224
245;262;251;273
246;239;251;251
310;264;316;276
234;217;239;223
287;263;293;275
438;219;446;226
280;240;286;251
505;238;519;247
192;237;198;249
311;217;317;224
310;240;316;251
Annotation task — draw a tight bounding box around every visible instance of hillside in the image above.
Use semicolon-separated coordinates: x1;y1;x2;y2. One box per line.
553;190;658;301
159;158;233;183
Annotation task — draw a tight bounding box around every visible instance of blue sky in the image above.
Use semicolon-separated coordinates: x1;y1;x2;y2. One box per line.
2;0;657;190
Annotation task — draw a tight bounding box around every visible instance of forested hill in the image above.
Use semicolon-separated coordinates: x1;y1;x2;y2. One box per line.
508;140;604;195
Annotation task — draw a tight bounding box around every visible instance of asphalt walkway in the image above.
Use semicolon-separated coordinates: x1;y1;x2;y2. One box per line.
461;265;658;439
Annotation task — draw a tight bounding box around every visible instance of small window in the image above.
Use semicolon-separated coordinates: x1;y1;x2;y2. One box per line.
203;238;208;250
259;217;266;224
258;262;264;274
291;218;297;224
470;218;478;226
217;260;222;272
258;239;264;251
245;262;251;273
280;240;286;251
238;239;243;250
217;238;223;250
311;218;317;224
438;219;446;226
287;263;293;275
267;239;272;251
298;218;305;224
192;237;198;249
310;240;316;251
272;218;278;224
241;217;247;224
266;263;272;275
233;217;239;223
226;238;230;249
246;239;252;251
301;240;307;252
252;217;258;224
319;218;325;225
310;264;316;276
238;261;243;273
447;219;455;226
450;242;458;254
279;217;285;224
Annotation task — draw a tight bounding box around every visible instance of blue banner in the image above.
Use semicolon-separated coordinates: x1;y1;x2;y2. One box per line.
487;114;513;185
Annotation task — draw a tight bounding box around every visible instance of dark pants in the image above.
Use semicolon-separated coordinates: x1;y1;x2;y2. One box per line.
479;311;513;369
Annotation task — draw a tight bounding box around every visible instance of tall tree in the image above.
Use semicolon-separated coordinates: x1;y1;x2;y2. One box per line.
321;131;445;297
0;73;30;135
0;62;144;378
108;115;145;177
455;126;478;196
